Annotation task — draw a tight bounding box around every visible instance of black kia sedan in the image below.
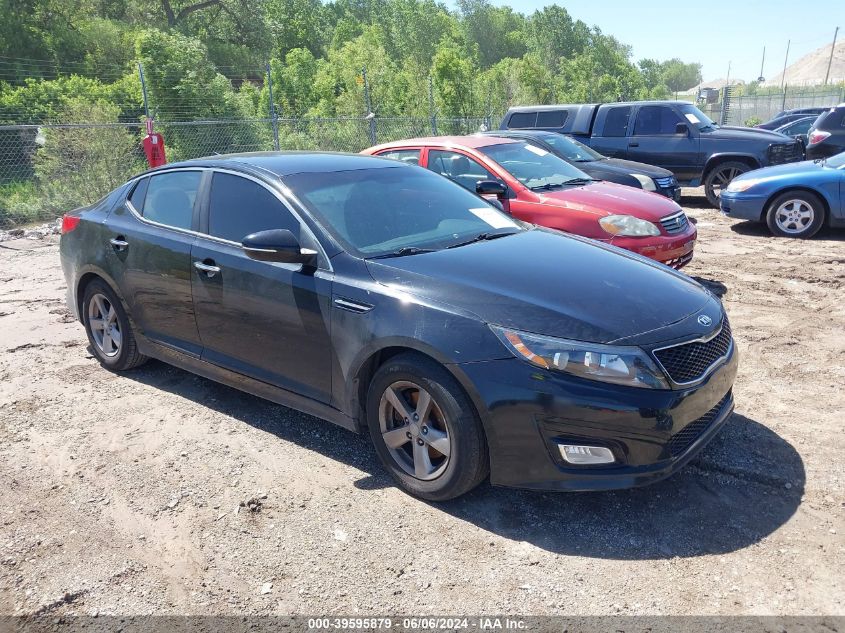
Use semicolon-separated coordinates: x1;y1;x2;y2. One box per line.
478;129;681;200
60;152;737;501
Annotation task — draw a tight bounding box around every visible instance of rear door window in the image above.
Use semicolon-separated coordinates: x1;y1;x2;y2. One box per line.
602;106;633;137
375;149;421;165
206;172;300;243
141;171;202;231
536;110;568;128
426;150;498;192
633;105;684;135
507;112;537;128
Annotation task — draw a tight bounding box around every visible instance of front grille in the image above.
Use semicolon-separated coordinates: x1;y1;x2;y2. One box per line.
768;141;803;165
659;211;690;235
653;319;733;384
667;390;732;456
655;176;677;189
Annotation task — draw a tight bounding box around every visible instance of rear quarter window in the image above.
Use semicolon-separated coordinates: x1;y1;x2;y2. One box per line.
507;112;537;128
535;110;568;128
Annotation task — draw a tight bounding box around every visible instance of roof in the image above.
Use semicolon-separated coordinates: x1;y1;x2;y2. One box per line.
368;135;519;152
504;101;694;112
141;151;403;179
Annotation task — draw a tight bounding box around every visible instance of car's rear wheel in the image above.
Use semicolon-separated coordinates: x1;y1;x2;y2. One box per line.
765;191;825;238
366;354;488;501
82;279;147;371
704;161;750;207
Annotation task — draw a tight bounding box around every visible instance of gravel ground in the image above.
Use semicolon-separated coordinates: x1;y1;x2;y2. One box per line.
0;195;843;618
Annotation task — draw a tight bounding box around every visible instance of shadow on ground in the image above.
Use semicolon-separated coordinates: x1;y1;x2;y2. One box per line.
730;219;845;241
124;359;804;561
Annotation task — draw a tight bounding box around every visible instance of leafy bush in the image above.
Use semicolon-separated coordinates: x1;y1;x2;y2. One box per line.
32;101;144;215
744;116;763;127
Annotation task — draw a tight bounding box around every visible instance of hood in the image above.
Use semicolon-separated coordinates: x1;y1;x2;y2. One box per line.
596;157;674;179
536;181;682;222
731;159;826;183
707;126;792;142
366;229;714;345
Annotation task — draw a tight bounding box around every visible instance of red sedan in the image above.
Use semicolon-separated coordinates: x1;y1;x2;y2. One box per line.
363;136;697;268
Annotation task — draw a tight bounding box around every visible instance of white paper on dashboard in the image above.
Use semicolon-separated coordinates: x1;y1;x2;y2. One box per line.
524;144;549;156
685;113;701;124
469;208;517;229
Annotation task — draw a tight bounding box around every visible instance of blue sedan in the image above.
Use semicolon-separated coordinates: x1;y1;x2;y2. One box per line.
720;152;845;238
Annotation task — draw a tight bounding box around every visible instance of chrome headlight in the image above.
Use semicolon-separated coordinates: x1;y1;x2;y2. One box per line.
726;178;762;193
599;214;661;237
630;173;657;191
491;326;670;389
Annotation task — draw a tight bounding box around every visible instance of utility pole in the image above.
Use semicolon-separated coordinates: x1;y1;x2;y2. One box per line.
758;46;766;82
428;75;437;135
824;27;840;85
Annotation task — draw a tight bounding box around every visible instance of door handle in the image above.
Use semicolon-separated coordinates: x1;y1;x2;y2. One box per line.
109;237;129;251
194;260;221;277
628;142;639;147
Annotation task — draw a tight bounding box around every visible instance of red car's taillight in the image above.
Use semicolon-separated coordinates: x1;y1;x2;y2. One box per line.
808;130;831;145
61;214;81;234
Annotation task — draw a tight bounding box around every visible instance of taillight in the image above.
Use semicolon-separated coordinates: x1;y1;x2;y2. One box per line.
808;130;831;145
61;214;81;234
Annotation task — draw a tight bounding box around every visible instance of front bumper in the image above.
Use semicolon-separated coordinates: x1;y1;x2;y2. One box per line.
719;191;766;222
458;346;738;491
610;224;697;269
658;185;682;201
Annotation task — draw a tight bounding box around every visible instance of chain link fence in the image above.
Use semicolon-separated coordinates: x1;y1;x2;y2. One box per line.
0;115;495;230
720;88;844;126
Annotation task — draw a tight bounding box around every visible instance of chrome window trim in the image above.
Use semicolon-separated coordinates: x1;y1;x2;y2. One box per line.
650;320;734;388
123;166;333;273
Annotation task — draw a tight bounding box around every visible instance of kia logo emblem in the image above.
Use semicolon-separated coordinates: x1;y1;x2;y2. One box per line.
698;315;713;326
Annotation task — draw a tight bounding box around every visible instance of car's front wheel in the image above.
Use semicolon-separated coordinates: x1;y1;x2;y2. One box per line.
765;191;825;238
366;354;488;501
704;161;751;207
82;279;147;371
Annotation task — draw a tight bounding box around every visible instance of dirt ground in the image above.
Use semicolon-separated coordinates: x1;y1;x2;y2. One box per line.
0;194;843;618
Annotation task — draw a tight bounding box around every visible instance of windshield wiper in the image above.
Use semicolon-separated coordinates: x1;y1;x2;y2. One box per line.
366;246;437;260
529;182;566;191
562;177;593;185
446;229;519;249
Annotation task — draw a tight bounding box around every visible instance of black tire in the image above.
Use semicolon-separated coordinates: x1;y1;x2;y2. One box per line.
704;161;751;207
366;353;489;501
765;190;825;238
81;279;147;371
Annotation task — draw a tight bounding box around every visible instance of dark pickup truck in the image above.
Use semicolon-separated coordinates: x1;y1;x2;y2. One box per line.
500;101;804;206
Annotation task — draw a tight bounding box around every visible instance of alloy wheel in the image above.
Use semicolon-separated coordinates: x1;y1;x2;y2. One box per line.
88;293;122;357
774;199;814;235
378;380;451;480
710;165;743;199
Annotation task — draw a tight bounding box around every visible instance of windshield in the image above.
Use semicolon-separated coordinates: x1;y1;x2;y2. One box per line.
478;143;592;190
825;151;845;169
540;134;604;162
284;166;522;257
677;103;717;130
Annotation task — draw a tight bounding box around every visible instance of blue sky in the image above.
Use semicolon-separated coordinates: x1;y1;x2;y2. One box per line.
460;0;841;82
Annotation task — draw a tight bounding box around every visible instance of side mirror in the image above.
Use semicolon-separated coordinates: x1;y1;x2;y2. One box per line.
476;180;507;198
675;122;690;135
242;229;317;267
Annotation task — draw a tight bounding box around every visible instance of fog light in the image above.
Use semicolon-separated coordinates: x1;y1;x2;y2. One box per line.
559;444;615;465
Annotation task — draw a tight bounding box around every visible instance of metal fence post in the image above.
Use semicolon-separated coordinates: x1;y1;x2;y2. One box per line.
266;62;280;151
138;62;150;120
428;75;437;135
362;66;377;145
